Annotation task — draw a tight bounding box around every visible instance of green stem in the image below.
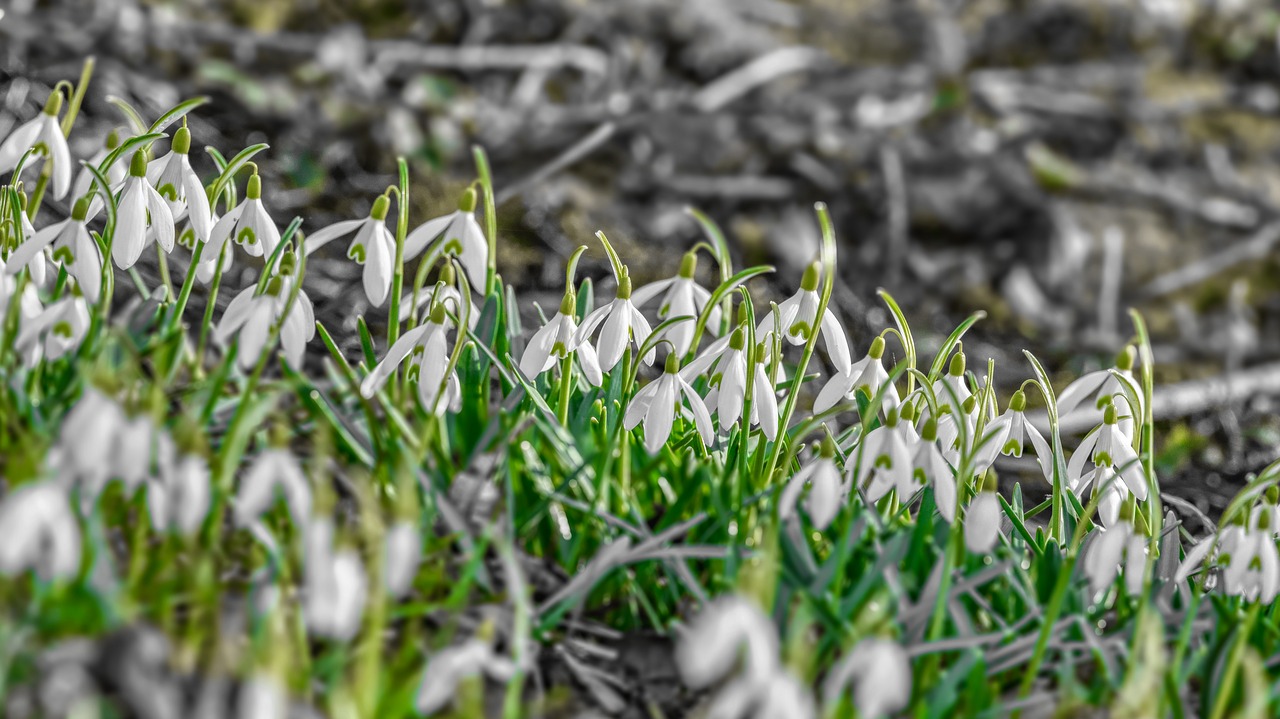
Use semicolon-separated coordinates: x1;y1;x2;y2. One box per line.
1209;602;1260;719
555;355;573;425
472;146;498;297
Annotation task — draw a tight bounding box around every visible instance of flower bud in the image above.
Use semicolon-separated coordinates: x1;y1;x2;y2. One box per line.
948;350;966;378
1009;390;1027;413
129;151;148;178
678;250;698;279
1116;345;1136;371
43;90;63;116
458;187;477;213
800;261;821;292
868;335;885;360
371;194;391;221
559;291;576;316
172;125;191;155
72;195;91;221
247;173;262;200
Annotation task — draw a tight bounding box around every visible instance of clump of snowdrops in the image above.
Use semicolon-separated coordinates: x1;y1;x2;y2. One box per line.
1;61;1278;719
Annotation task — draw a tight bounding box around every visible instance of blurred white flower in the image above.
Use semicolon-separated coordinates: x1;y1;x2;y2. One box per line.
755;261;851;372
402;187;487;286
574;267;654;372
850;411;914;504
385;520;421;598
113;150;175;270
822;638;912;719
304;195;397;306
519;292;602;387
677;596;778;688
0;482;81;581
964;482;1002;554
303;518;368;642
624;353;715;454
913;418;957;522
779;438;842;530
1083;513;1146;599
148;452;210;535
58;387;125;487
0;92;72;199
15;290;89;365
235;448;312;529
416;636;517;715
628;250;720;356
237;674;286;719
1220;519;1280;603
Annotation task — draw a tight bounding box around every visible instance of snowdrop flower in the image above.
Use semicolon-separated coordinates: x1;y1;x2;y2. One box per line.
237;675;287;719
822;638;912;719
814;335;898;414
403;187;487;286
146;125;211;245
1221;515;1280;602
964;473;1002;554
1083;502;1147;598
235;448;312;529
207;173;280;261
303;518;368;642
755;261;851;371
575;266;654;372
112;414;163;492
625;353;715;454
925;351;975;463
214;254;315;370
518;290;603;386
628;250;720;355
707;672;815;719
2;192;49;287
58;387;125;487
973;390;1053;479
416;634;518;715
1068;403;1148;527
677;596;779;688
0;482;81;581
779;436;843;530
113;151;175;269
15;288;89;365
360;300;461;414
147;452;211;535
304;194;397;306
914;418;957;522
0;91;72;199
5;196;102;301
1056;346;1140;439
385;520;421;598
396;264;475;329
850;408;915;504
691;326;750;434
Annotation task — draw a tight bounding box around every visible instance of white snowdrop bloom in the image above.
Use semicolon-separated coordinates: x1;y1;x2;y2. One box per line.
146;125;211;245
402;187;488;286
113;151;176;269
779;438;843;530
385;520;421;598
3;194;49;287
235;448;312;529
707;672;816;719
0;91;72;199
973;390;1053;479
15;289;89;365
70;128;127;210
396;271;475;329
849;410;915;504
964;477;1002;554
185;207;230;284
58;387;125;487
914;418;957;522
1056;346;1141;439
1220;516;1280;602
360;300;462;414
304;194;397;306
0;482;82;581
814;336;899;414
628;250;720;356
925;352;975;464
699;326;751;434
147;452;211;535
624;353;716;454
214;259;315;371
754;261;852;372
112;414;162;492
574;267;654;372
1067;404;1148;527
416;636;518;715
303;518;368;642
5;196;102;301
822;638;912;719
6;282;44;367
748;340;781;442
237;674;286;719
1083;511;1147;598
680;329;784;441
207;173;280;260
518;291;603;387
676;596;779;689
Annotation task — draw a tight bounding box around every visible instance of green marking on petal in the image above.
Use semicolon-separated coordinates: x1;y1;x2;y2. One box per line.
551;341;567;358
158;183;179;202
788;321;813;340
1002;439;1023;455
443;238;464;256
53;321;73;338
52;247;75;264
1095;451;1113;467
875;454;894;469
348;244;367;263
236;227;258;246
178;228;196;249
32;141;49;158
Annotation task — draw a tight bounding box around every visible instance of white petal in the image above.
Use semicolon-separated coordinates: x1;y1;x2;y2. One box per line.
361;324;431;398
402;213;454;260
964;493;1001;554
145;184;176;252
113;180;148;269
0;117;42;172
304;218;364;254
680;378;716;447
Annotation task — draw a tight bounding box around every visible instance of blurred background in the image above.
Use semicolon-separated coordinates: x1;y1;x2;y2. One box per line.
4;0;1280;511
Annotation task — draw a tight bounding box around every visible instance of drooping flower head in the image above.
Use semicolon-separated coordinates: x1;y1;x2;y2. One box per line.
1068;402;1148;527
361;299;462;415
305;194;397;306
519;288;603;386
0;90;72;199
403;186;487;287
822;638;913;719
755;260;851;372
214;251;315;370
147;124;212;246
629;249;720;356
964;471;1003;554
779;435;843;530
814;335;898;415
5;195;102;301
624;352;715;454
207;171;280;263
113;150;176;269
575;264;654;372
